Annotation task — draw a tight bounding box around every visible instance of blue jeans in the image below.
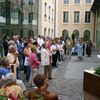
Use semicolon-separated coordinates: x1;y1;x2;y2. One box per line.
25;65;31;81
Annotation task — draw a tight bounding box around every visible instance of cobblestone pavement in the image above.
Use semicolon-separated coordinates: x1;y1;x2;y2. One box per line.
20;50;100;100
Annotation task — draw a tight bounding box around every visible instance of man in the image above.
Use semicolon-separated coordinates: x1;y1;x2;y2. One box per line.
28;74;59;100
65;37;73;59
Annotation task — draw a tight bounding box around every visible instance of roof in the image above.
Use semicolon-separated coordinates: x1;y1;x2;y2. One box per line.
91;0;100;12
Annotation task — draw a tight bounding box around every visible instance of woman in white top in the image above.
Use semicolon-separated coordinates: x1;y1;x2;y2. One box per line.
50;40;58;68
41;44;51;79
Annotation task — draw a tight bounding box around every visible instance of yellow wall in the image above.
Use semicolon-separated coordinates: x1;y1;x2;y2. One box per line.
56;0;94;41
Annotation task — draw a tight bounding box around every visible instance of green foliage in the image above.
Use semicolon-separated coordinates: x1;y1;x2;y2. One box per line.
94;66;100;75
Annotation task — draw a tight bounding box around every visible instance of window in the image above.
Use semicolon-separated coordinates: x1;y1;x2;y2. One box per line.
44;2;47;18
48;6;51;20
85;0;92;3
63;0;69;4
74;11;80;23
85;11;91;23
52;9;54;22
29;0;33;5
28;12;33;23
0;2;5;17
63;11;69;23
74;0;80;4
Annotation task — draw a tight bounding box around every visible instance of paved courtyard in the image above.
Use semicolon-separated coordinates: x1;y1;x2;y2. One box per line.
20;50;100;100
48;51;100;100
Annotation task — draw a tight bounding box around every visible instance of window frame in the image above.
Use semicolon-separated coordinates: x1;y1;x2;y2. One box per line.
73;11;80;24
62;0;69;5
74;0;80;4
62;11;69;24
84;11;91;24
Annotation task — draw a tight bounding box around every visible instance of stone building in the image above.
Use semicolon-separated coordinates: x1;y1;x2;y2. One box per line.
91;0;100;49
55;0;94;42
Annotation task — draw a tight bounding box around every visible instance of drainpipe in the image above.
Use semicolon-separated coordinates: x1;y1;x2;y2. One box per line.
54;0;56;38
93;10;96;42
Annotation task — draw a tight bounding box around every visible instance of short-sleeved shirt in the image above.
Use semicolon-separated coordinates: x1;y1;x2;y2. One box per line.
0;67;9;76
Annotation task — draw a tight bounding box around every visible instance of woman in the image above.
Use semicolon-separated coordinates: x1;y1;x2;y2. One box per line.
7;45;19;78
0;73;24;99
76;40;83;60
23;42;31;81
41;43;51;79
29;45;40;87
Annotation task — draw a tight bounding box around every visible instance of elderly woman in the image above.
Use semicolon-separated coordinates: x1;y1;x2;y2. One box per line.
0;57;26;93
7;45;19;78
0;57;10;89
0;73;24;99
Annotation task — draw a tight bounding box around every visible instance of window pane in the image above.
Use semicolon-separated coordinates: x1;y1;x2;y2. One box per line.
85;0;92;3
29;0;33;5
85;11;91;23
63;0;69;4
28;12;33;23
74;0;80;4
74;11;80;23
63;11;69;23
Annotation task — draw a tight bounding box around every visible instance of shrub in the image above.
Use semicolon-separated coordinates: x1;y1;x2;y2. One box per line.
94;66;100;75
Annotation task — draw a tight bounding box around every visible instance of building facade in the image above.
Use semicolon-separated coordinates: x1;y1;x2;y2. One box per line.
91;0;100;49
38;0;55;38
0;0;39;39
55;0;94;42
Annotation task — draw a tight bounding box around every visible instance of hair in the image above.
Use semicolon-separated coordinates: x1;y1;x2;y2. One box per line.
3;73;16;85
1;57;9;66
8;45;16;53
34;74;46;88
30;45;36;52
42;43;45;48
24;42;29;47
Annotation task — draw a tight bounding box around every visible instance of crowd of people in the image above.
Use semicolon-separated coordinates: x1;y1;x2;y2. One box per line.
0;34;92;99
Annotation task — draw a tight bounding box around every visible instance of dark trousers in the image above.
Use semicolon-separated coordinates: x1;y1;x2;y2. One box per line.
52;53;57;67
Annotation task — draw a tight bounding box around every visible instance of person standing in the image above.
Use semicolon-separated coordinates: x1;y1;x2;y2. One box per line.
76;40;83;60
23;42;31;81
65;37;73;59
86;40;92;57
29;45;40;87
2;35;9;56
7;45;19;78
41;43;52;79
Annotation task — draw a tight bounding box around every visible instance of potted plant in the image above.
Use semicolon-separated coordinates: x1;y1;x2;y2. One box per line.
83;67;100;99
94;66;100;75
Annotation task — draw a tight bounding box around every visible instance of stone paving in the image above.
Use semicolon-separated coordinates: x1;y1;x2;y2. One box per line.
20;50;100;100
48;51;100;100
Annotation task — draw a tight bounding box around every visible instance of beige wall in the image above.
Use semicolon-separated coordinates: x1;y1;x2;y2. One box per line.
56;0;94;41
38;0;55;38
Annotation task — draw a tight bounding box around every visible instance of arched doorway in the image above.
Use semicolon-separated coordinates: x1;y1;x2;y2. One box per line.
72;29;79;42
83;30;90;42
62;29;69;41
